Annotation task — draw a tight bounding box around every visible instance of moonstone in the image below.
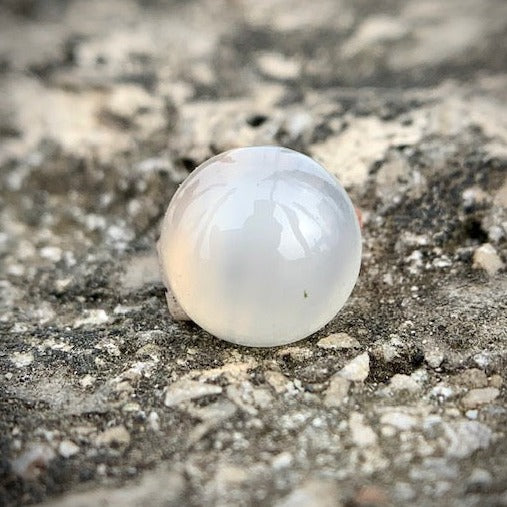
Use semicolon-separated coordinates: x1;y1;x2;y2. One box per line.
158;146;361;347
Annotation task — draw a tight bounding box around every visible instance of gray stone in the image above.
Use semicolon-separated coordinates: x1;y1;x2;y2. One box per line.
424;349;444;369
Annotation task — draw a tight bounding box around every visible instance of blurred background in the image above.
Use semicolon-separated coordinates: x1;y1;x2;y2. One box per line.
1;0;506;258
0;1;506;506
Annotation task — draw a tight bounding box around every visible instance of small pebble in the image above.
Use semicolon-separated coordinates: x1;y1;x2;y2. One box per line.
389;374;420;392
271;451;293;469
10;351;34;368
380;412;418;431
349;412;377;447
424;349;444;368
317;332;360;350
58;440;80;458
122;402;141;412
462;186;490;207
95;425;131;447
11;445;56;479
468;468;492;486
462;387;500;409
74;309;110;328
452;368;488;389
489;374;503;388
430;384;454;400
473;353;491;369
338;352;370;382
473;243;504;276
465;410;478;420
164;380;222;407
264;370;291;394
148;411;160;431
40;246;63;262
79;374;96;388
323;376;350;407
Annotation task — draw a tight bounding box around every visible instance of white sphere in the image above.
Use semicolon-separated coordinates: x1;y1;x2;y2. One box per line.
158;146;361;347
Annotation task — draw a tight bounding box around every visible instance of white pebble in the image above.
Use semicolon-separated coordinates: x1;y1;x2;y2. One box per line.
95;425;130;446
317;332;360;350
40;246;62;262
380;412;418;431
10;351;34;368
473;243;504;276
74;309;110;328
58;440;80;458
389;374;420;392
338;352;370;382
349;412;377;447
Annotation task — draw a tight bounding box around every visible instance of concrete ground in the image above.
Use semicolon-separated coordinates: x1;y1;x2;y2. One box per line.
0;0;506;505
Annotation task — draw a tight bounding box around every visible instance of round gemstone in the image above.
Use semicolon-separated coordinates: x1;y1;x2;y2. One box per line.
158;146;361;347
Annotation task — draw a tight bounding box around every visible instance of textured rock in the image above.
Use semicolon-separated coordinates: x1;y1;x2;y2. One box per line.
1;1;506;506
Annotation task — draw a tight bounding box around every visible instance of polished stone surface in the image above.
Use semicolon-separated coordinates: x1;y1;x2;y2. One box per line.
158;146;361;346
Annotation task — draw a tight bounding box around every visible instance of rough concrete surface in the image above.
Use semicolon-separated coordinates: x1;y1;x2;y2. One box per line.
0;0;506;505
